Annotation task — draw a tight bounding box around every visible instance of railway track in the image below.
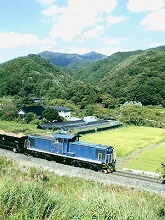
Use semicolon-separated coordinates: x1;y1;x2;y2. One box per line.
112;170;162;184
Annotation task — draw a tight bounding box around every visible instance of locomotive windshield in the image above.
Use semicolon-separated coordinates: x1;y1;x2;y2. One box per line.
96;149;105;160
69;136;79;142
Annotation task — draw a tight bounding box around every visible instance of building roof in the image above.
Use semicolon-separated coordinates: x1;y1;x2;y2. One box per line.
18;106;45;117
50;106;70;112
53;133;79;140
37;120;85;130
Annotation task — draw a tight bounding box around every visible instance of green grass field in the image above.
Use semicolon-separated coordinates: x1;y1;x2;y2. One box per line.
80;126;165;172
127;142;165;172
80;126;165;157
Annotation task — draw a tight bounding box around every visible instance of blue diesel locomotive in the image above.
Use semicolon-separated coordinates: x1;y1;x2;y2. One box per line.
0;131;116;173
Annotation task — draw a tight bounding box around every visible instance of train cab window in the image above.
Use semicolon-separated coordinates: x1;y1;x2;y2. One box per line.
69;138;74;143
96;149;105;160
29;138;35;147
69;136;79;142
64;139;67;143
55;138;62;143
107;148;112;154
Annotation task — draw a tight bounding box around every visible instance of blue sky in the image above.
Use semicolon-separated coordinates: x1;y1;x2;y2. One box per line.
0;0;165;63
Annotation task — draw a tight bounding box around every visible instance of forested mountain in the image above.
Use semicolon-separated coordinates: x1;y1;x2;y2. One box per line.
0;54;72;99
39;51;107;67
71;50;142;83
101;50;165;105
0;54;100;108
0;46;164;108
62;59;93;75
80;51;107;61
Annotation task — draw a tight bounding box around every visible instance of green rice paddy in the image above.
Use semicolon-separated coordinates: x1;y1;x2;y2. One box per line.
80;126;165;172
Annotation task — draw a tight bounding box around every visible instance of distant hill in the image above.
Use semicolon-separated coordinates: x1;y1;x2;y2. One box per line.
71;46;165;84
100;50;165;105
0;54;72;98
149;45;165;51
0;54;99;108
62;59;93;75
72;50;142;83
80;51;107;61
69;45;165;106
39;51;107;67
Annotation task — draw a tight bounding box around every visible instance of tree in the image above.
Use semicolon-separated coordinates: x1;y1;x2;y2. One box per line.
42;107;63;122
158;162;165;183
24;112;37;124
0;106;17;121
101;94;119;109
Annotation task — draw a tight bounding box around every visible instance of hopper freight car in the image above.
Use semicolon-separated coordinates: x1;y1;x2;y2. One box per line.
0;131;116;173
0;130;27;153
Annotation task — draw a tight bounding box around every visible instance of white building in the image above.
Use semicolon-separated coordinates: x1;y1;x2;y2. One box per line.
83;116;97;123
50;106;71;119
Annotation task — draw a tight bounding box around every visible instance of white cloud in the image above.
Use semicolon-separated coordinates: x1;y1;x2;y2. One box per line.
141;9;165;31
106;15;125;25
36;0;54;6
127;0;165;12
0;32;53;49
95;47;130;56
0;32;39;49
48;0;117;41
65;46;91;55
82;26;104;39
149;42;165;47
63;45;130;56
42;5;65;16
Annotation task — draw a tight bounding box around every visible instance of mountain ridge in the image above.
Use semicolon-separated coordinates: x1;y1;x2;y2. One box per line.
39;51;107;67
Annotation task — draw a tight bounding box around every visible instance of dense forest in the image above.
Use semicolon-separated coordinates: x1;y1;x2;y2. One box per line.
69;50;143;83
101;50;165;106
0;54;100;109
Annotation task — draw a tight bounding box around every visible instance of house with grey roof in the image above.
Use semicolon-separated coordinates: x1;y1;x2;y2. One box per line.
18;105;71;120
18;106;45;119
49;106;71;119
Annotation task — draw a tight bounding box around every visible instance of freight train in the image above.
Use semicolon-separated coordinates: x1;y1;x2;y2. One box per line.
0;130;116;173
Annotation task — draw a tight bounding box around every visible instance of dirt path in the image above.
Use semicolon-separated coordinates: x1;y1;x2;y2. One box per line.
117;140;165;170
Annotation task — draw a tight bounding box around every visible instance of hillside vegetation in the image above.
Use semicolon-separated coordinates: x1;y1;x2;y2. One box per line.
71;50;142;83
0;157;164;219
0;54;101;109
67;47;165;106
101;50;165;105
0;54;72;99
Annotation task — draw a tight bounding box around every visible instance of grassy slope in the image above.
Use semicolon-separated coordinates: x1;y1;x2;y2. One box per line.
0;157;164;219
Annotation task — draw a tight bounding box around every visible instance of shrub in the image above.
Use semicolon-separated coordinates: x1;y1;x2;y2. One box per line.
158;162;165;183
